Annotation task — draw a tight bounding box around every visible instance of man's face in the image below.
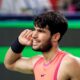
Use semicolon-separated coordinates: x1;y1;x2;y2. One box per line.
32;26;52;52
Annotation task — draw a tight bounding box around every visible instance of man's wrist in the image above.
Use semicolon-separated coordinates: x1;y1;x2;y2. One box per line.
11;38;25;53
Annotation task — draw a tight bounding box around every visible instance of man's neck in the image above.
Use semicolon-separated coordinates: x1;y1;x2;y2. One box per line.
42;46;59;62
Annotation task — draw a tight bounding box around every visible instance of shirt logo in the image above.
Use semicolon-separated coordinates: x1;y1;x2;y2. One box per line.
41;74;46;77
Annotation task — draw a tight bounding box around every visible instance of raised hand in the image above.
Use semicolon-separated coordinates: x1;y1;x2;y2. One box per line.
18;29;33;46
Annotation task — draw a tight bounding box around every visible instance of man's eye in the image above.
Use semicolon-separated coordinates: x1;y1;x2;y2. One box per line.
38;30;44;32
38;30;42;32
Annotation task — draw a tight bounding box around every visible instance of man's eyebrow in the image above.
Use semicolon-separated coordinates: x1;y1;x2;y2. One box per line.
37;28;46;31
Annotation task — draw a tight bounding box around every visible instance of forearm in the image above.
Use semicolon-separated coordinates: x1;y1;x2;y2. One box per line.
4;38;25;70
4;47;21;70
4;29;33;72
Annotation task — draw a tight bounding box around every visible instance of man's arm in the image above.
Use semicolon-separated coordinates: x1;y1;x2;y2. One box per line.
4;29;41;74
64;55;80;80
68;57;80;80
4;47;34;74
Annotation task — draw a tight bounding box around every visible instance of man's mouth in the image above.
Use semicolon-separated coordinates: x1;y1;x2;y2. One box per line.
32;40;40;45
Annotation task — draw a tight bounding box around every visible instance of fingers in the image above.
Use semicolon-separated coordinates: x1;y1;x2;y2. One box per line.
24;29;33;40
20;29;33;40
20;29;29;37
18;29;33;45
26;32;32;40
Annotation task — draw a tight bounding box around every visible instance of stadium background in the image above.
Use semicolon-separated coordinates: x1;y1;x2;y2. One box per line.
0;0;80;80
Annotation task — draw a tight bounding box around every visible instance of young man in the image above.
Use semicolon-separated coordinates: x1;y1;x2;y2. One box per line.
4;11;80;80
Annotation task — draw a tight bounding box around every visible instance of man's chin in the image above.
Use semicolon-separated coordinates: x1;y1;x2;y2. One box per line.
32;47;41;52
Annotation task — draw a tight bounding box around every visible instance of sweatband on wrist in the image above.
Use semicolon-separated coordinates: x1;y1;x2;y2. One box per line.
11;38;25;53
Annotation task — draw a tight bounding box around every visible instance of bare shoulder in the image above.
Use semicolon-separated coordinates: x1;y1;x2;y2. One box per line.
60;53;80;70
66;54;80;78
58;53;80;79
63;53;80;67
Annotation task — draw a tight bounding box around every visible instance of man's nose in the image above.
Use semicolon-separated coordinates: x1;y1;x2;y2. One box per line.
32;31;38;39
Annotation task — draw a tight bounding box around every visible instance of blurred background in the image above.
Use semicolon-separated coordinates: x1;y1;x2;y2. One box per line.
0;0;80;80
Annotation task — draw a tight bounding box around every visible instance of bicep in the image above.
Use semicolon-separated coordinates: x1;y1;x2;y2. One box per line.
12;57;33;74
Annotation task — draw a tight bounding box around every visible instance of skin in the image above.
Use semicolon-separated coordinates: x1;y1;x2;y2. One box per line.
4;25;80;80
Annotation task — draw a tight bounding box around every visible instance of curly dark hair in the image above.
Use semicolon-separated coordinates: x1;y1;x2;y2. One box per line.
34;10;68;41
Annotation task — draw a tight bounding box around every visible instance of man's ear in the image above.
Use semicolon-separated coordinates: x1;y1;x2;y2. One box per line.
51;32;60;42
